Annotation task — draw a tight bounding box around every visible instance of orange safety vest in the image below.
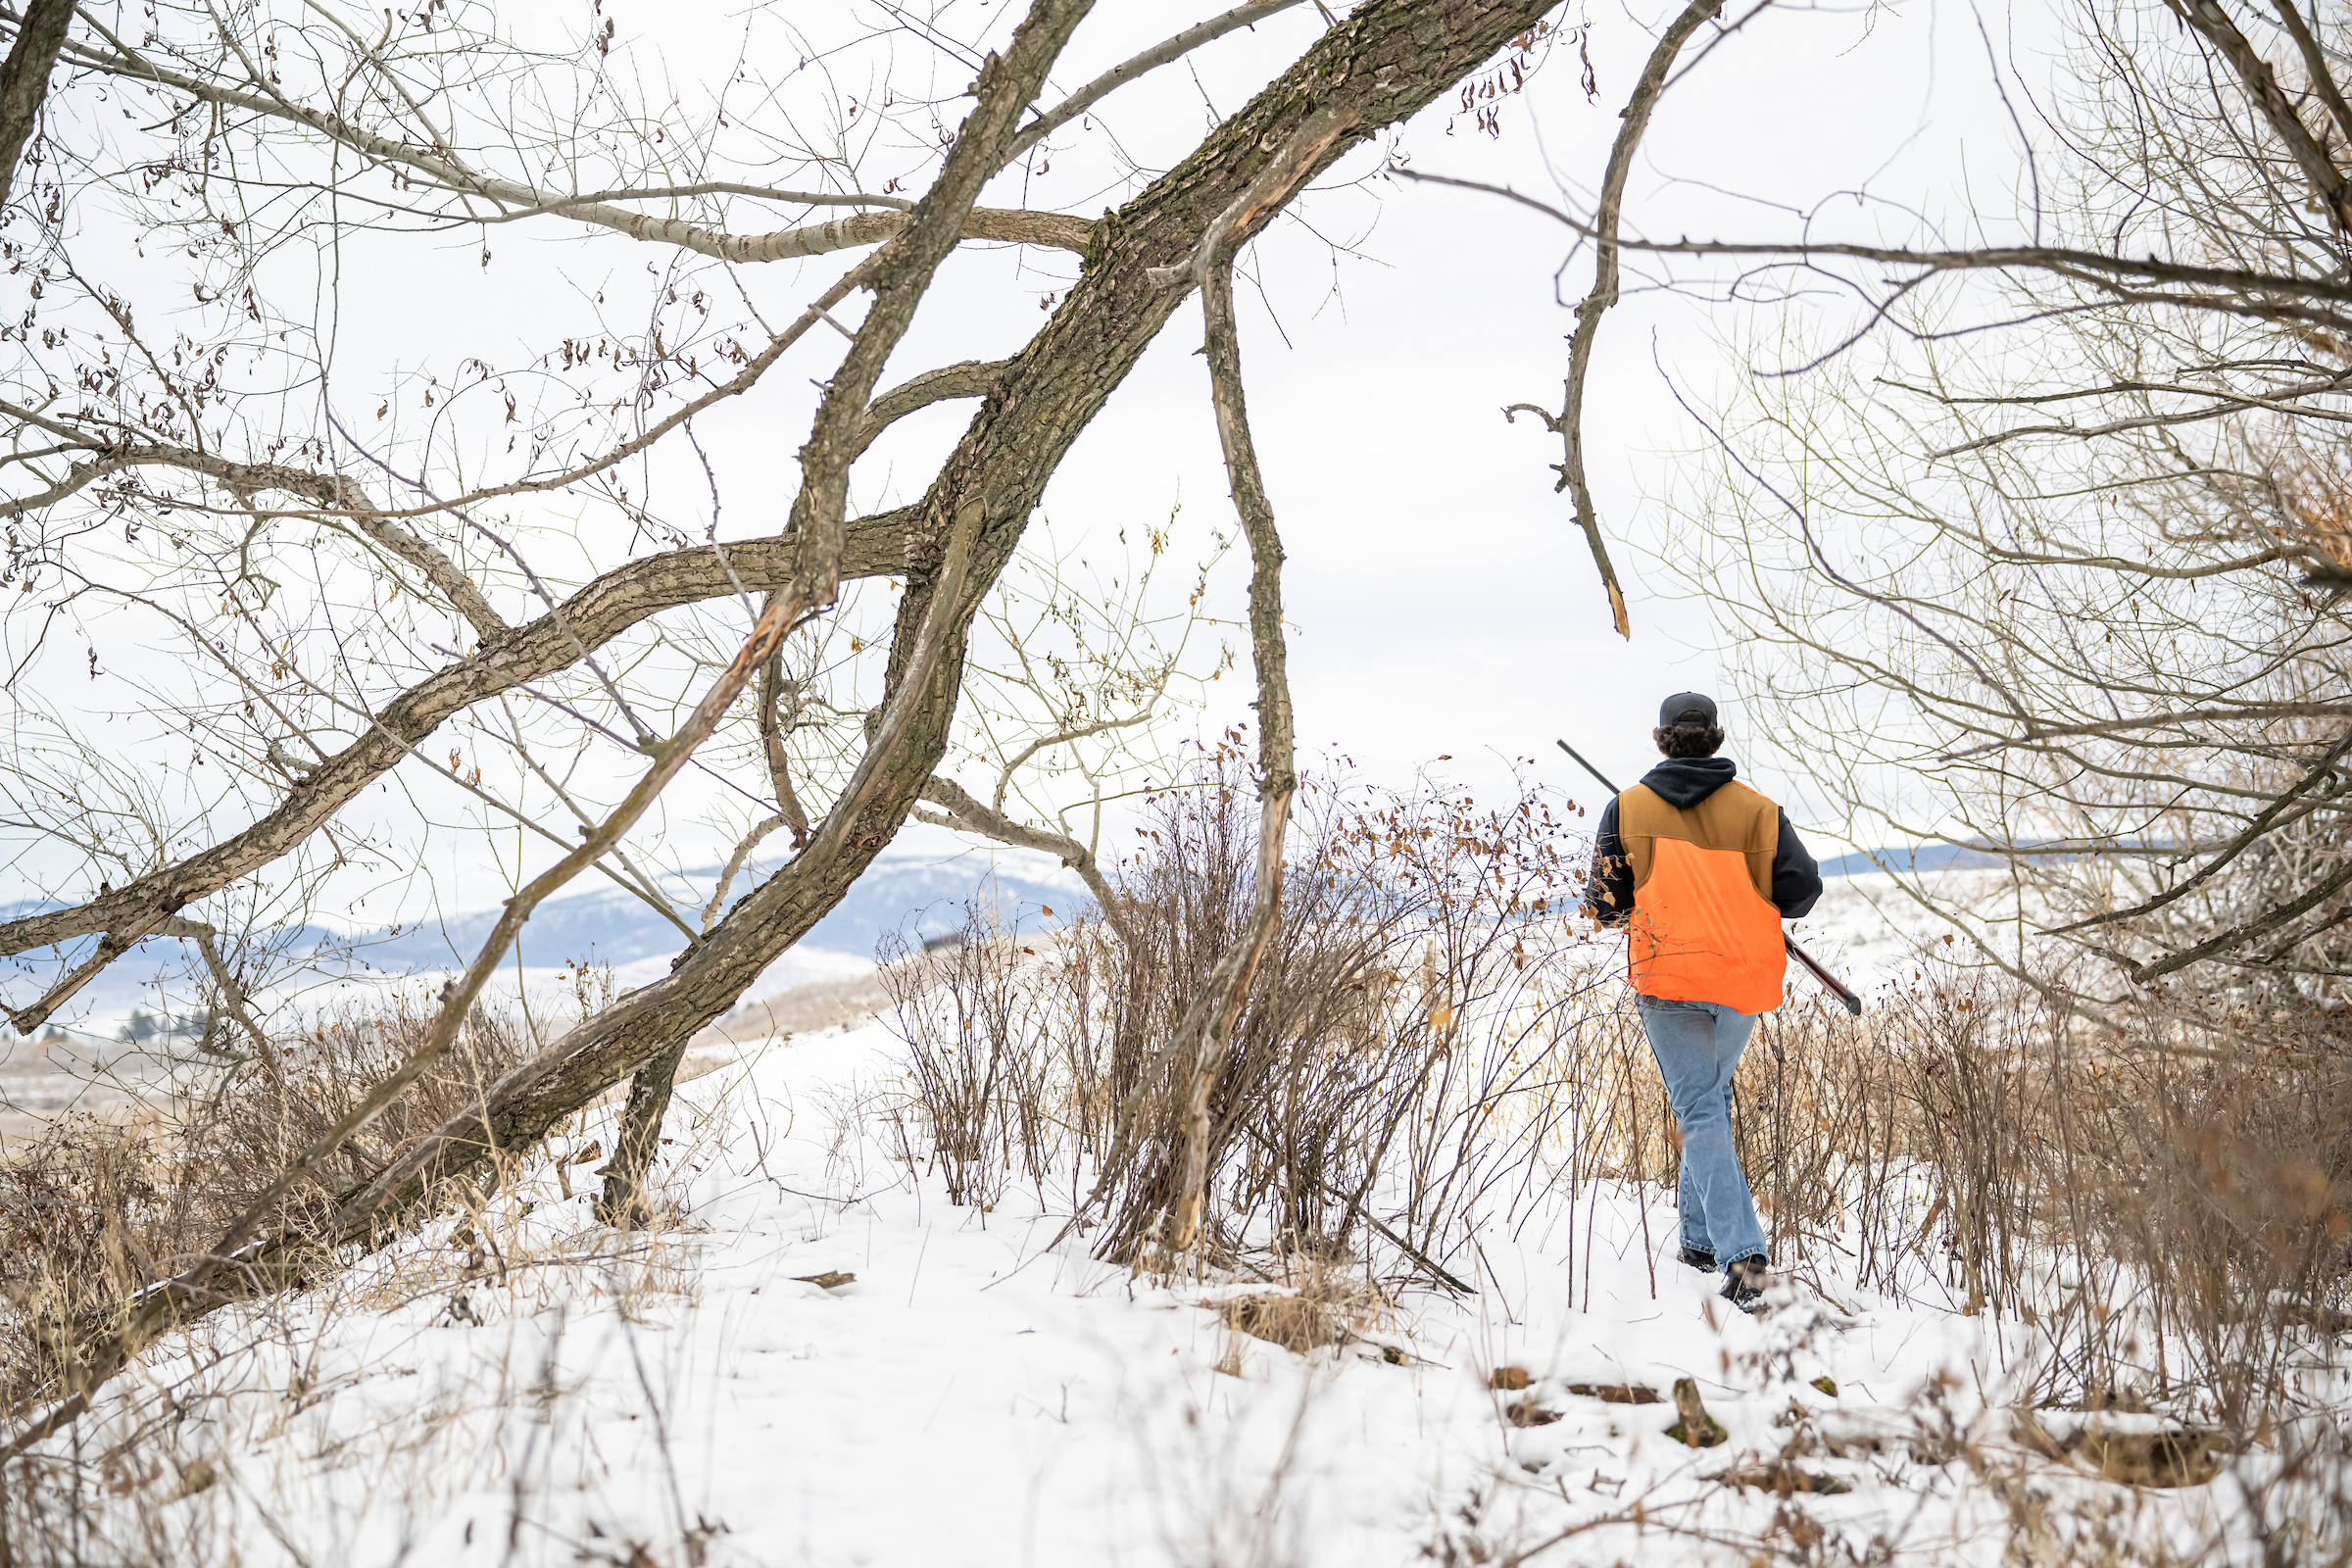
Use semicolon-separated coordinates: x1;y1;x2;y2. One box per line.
1616;780;1788;1014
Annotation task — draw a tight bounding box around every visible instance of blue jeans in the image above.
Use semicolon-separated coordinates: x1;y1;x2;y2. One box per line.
1637;996;1766;1269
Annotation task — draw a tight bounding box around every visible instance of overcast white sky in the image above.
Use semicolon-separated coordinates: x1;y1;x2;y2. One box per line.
6;0;2051;939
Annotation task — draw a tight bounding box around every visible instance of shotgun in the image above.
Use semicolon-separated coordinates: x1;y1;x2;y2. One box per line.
1555;738;1864;1016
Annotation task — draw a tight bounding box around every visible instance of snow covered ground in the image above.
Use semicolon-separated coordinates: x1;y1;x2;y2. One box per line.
37;955;2323;1568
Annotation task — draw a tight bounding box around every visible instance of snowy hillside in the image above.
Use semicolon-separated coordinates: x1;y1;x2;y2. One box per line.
19;944;2303;1568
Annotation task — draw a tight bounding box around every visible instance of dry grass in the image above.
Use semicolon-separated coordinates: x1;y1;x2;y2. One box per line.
1736;980;2352;1439
0;1003;725;1567
0;993;544;1385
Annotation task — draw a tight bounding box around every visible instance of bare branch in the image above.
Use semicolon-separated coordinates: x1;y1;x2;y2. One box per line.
1927;368;2352;457
1942;703;2352;760
1393;167;2352;318
756;651;813;850
914;774;1132;948
1550;0;1725;641
785;0;1096;620
467;181;915;222
850;359;1010;461
58;29;1092;265
2132;854;2352;982
701;815;786;934
0;506;924;1001
2265;1;2352;160
157;914;278;1076
1164;252;1298;1261
1002;0;1308;165
2049;726;2352;936
2166;0;2352;233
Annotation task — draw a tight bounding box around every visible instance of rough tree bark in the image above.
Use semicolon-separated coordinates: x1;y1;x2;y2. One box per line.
0;0;70;208
594;1036;688;1228
7;0;1567;1447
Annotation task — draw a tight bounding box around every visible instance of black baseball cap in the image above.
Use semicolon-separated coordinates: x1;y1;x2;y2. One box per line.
1658;691;1718;727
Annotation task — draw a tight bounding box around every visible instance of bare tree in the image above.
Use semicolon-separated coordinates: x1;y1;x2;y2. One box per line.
0;0;1571;1447
1411;0;2352;1004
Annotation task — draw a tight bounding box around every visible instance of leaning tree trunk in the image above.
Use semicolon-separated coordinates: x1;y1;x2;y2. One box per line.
0;0;73;210
15;0;1567;1449
597;1036;689;1227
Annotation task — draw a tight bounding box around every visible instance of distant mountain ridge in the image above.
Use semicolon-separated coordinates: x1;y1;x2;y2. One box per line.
0;847;1088;1034
1818;844;2004;878
353;849;1085;972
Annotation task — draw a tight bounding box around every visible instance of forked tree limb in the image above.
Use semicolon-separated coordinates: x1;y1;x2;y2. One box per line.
202;569;837;1278
1502;0;1724;641
3;0;1567;1451
785;0;1099;624
911;774;1132;948
0;506;921;1010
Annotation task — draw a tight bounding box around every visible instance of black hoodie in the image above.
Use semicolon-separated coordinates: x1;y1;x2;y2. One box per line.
1583;758;1822;928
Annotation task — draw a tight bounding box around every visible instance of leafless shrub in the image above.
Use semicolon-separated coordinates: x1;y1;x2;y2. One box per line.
876;741;1605;1291
1071;745;1592;1280
878;902;1064;1211
0;1446;239;1568
2058;997;2352;1435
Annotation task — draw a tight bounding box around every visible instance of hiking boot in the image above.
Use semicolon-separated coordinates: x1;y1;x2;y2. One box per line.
1677;1244;1717;1272
1720;1255;1770;1314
